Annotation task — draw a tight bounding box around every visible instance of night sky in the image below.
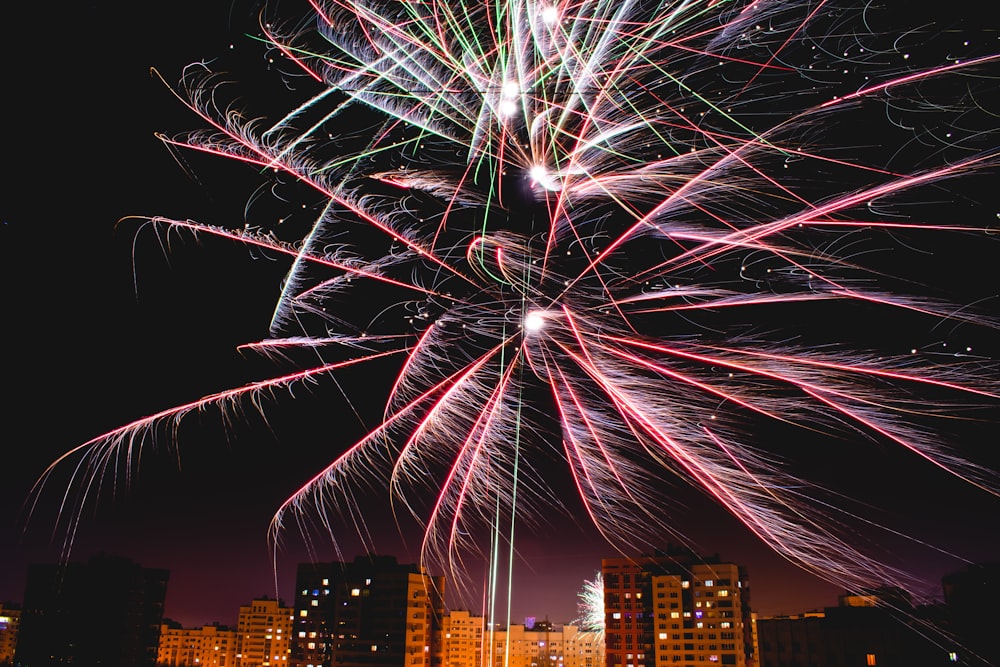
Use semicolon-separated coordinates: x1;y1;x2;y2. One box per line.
2;1;998;629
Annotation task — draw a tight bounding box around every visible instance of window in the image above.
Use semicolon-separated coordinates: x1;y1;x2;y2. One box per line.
866;655;876;666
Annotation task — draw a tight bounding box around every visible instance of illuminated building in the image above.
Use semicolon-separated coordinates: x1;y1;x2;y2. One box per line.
14;554;168;667
289;554;445;667
441;613;603;667
562;626;604;667
444;610;484;667
602;549;753;667
487;620;605;667
157;621;238;666
0;603;20;664
235;596;294;667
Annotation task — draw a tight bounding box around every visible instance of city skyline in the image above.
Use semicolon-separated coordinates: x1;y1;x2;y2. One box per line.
6;554;995;666
2;0;998;634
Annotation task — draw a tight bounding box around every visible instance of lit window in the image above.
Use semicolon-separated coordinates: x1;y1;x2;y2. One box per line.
613;613;622;619
372;645;379;652
681;581;690;589
949;653;958;662
866;654;876;666
351;588;361;597
670;612;680;619
311;600;319;607
717;590;729;597
704;580;713;587
659;633;667;640
322;578;329;585
300;610;308;617
719;623;730;629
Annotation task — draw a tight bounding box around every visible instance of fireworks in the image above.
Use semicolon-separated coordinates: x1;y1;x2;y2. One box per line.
575;572;605;639
34;0;999;611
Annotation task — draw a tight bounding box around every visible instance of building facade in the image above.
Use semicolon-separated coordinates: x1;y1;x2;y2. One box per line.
488;620;605;667
441;612;603;667
236;597;294;667
444;610;484;667
602;550;753;667
0;604;20;665
157;621;238;666
289;555;445;667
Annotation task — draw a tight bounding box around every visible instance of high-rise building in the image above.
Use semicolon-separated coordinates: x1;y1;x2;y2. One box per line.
444;609;484;667
236;596;294;667
562;626;604;667
483;619;606;667
0;603;21;664
602;549;753;667
289;554;445;667
157;620;238;666
14;554;169;667
441;613;603;667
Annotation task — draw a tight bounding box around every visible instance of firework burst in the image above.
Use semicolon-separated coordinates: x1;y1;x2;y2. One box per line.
33;0;1000;612
575;572;605;639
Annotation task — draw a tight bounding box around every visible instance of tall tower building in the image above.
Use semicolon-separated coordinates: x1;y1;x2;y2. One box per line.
602;549;752;667
235;596;294;667
289;554;445;667
157;621;238;666
14;554;169;667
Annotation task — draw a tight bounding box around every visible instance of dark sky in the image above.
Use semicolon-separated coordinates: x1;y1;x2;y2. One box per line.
2;1;998;629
